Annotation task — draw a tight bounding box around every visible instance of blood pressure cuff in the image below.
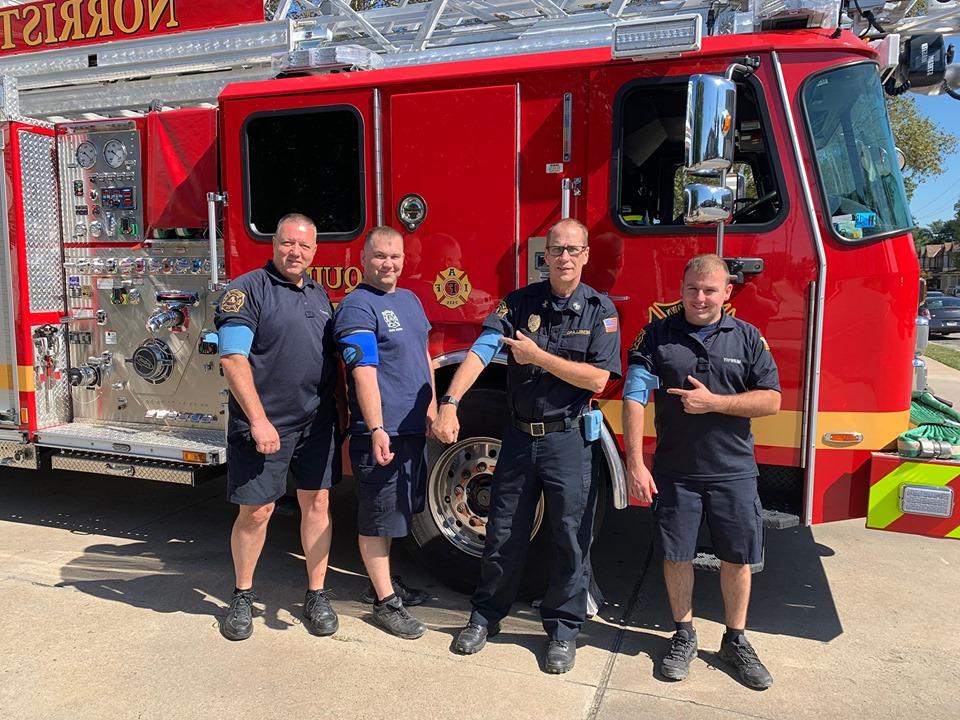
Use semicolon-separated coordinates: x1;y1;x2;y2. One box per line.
338;330;379;369
469;328;504;367
218;323;254;358
624;365;660;406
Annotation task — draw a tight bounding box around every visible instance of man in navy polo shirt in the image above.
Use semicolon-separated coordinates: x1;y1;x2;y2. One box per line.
622;253;781;689
214;213;342;641
334;226;435;640
433;219;621;674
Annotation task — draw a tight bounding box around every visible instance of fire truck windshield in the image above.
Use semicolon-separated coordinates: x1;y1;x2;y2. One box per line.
802;63;912;242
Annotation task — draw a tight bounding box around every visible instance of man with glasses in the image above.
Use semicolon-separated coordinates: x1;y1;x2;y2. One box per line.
433;218;621;673
621;254;780;689
215;213;343;641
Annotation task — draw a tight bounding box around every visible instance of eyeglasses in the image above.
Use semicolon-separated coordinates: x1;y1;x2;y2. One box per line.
545;245;587;258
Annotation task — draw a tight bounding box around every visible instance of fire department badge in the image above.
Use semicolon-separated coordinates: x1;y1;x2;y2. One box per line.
220;289;246;313
760;336;770;352
630;328;646;352
527;314;541;332
495;300;509;319
433;267;473;309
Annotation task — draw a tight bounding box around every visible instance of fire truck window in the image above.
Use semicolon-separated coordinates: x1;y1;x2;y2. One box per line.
802;63;911;242
245;108;363;238
616;80;781;229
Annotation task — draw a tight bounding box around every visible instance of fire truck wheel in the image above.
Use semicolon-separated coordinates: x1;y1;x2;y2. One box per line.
409;387;553;599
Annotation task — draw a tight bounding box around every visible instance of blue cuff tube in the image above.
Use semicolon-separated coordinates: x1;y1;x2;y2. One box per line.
338;330;379;368
469;328;504;367
218;323;254;357
624;365;660;406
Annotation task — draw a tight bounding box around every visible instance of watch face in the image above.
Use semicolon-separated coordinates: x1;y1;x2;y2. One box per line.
103;139;127;168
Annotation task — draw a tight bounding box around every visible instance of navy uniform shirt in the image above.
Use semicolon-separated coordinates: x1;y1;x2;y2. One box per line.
628;311;780;481
483;280;621;422
214;261;337;436
333;283;432;436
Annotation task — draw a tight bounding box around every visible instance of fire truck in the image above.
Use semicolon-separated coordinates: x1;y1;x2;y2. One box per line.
0;0;958;593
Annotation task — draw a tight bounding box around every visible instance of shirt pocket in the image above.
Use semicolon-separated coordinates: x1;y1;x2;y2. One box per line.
558;333;591;362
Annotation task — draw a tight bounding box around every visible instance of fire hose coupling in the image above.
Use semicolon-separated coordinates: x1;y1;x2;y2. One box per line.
146;303;188;333
68;352;113;388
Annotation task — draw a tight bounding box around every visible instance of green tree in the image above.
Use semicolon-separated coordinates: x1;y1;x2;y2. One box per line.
886;96;958;200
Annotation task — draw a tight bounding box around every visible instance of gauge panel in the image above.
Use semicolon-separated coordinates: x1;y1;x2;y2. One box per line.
75;142;96;168
102;139;128;168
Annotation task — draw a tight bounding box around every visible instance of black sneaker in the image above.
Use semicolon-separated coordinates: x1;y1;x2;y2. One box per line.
304;589;339;636
221;589;256;641
545;640;576;674
361;575;430;607
454;621;500;655
660;629;698;680
372;595;426;639
718;635;773;690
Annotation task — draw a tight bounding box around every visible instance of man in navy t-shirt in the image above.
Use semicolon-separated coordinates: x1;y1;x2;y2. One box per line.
334;226;436;640
214;213;343;642
622;254;781;689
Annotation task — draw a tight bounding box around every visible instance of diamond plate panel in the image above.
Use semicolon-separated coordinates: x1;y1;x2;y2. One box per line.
20;130;64;314
0;144;17;422
50;454;198;485
0;441;38;469
32;323;72;429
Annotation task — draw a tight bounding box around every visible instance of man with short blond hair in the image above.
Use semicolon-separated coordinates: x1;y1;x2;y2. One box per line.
216;212;342;641
622;253;781;689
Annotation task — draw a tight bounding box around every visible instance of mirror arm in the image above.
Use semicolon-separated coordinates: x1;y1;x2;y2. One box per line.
725;56;761;81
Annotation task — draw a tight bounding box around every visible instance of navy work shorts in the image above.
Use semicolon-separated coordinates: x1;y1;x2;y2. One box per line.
349;433;427;538
227;414;342;506
653;475;763;565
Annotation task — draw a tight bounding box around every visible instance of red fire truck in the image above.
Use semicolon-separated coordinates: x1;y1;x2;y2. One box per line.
0;0;958;593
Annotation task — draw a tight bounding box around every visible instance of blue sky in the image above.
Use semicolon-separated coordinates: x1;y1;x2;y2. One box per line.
910;35;960;227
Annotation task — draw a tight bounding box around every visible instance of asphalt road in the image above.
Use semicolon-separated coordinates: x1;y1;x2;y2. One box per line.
2;466;959;720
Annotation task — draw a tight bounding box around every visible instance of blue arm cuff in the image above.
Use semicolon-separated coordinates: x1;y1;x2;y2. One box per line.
338;330;379;369
219;323;254;357
624;365;660;406
469;328;504;367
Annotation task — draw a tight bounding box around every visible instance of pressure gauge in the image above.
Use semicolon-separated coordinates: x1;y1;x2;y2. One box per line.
89;221;103;239
103;139;127;168
76;142;97;169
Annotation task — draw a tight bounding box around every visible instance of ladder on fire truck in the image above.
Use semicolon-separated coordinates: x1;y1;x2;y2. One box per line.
0;0;956;120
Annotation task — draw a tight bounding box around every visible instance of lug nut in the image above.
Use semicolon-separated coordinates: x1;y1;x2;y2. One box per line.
476;462;487;472
461;469;471;480
456;503;466;514
453;486;463;496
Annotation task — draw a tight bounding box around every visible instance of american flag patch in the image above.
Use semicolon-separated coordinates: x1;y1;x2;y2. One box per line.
603;317;618;333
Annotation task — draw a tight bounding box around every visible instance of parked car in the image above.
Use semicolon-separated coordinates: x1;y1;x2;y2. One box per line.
926;296;960;336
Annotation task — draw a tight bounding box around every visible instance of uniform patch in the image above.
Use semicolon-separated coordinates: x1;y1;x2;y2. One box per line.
527;314;541;332
603;317;618;333
382;309;402;331
630;328;646;352
565;329;591;336
760;336;770;352
495;300;509;319
220;289;246;313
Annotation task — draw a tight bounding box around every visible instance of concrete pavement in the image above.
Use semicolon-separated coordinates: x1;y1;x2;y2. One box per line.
2;464;960;720
924;353;960;406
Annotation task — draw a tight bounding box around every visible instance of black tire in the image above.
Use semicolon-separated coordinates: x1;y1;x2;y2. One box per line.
408;387;554;599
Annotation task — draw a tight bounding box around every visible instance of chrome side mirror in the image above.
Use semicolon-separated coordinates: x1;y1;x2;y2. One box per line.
685;74;737;175
683;184;733;225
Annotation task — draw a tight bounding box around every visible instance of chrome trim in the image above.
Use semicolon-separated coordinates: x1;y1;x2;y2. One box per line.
799;281;816;464
373;88;384;225
515;83;521;290
562;92;573;162
773;51;826;528
0;132;20;424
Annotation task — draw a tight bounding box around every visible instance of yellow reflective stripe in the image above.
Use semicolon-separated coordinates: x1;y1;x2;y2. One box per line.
867;462;959;529
0;365;36;392
946;524;960;539
598;401;907;451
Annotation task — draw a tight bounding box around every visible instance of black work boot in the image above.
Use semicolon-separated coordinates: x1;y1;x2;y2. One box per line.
362;575;430;607
718;635;774;689
545;639;576;674
304;589;339;636
660;628;698;680
221;589;256;641
373;595;426;639
454;622;500;655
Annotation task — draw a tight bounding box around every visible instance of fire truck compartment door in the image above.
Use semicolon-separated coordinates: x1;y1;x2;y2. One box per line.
0;144;20;426
866;452;960;540
387;85;519;317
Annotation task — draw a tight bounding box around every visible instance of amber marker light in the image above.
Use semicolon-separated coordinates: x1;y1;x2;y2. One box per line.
182;451;207;464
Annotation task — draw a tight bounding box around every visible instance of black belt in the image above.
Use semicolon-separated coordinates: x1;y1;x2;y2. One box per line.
512;415;581;437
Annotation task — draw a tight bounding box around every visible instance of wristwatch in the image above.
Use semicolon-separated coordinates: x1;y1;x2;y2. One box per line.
439;395;460;408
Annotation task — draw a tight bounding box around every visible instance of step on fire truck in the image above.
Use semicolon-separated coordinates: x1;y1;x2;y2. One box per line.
0;0;958;592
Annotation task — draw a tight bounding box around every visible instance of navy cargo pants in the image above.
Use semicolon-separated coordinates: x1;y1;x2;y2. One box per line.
469;423;601;641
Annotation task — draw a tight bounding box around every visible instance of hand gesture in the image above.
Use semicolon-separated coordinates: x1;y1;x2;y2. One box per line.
372;428;394;466
666;375;717;414
500;331;541;366
432;404;460;444
626;455;657;504
250;417;281;455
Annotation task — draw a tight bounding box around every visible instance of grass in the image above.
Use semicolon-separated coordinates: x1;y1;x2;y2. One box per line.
924;342;960;371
